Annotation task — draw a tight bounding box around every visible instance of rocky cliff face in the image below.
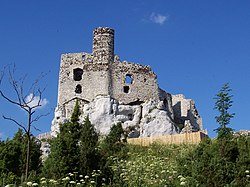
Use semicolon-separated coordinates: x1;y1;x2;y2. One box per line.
51;94;201;138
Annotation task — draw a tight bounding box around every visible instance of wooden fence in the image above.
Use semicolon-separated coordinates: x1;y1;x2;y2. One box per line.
127;131;208;146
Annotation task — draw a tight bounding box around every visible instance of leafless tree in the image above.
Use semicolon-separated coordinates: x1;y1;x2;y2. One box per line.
0;64;50;181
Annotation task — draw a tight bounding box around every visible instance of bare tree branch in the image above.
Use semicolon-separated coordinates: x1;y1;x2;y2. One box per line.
30;108;52;124
0;70;3;85
7;65;23;107
32;125;41;132
3;115;28;134
0;90;23;107
20;74;28;102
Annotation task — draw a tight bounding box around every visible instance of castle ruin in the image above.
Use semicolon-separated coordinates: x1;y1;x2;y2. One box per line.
51;27;203;138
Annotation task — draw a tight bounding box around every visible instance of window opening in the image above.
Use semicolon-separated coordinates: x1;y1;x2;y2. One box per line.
73;68;83;81
128;114;133;121
123;86;129;93
125;74;133;84
75;84;82;94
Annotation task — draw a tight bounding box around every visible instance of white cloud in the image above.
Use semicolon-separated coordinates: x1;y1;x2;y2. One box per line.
25;93;48;109
150;12;168;25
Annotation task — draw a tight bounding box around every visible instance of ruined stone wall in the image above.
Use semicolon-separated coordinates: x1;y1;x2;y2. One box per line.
172;94;202;131
172;94;190;121
57;53;110;108
58;53;162;116
58;27;162;108
111;58;160;104
158;88;174;120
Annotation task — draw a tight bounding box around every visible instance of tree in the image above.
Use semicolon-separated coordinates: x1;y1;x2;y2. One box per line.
214;83;235;139
102;122;127;157
43;100;82;179
0;65;49;180
176;137;250;186
0;129;41;185
79;116;100;176
43;100;103;179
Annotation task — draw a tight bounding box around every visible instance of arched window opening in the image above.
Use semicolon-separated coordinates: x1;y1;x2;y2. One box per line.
73;68;83;81
75;84;82;94
125;74;133;84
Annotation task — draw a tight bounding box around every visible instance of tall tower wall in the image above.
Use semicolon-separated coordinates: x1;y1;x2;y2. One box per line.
92;27;114;64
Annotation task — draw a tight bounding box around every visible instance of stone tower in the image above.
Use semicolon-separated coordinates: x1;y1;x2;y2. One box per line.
92;27;114;64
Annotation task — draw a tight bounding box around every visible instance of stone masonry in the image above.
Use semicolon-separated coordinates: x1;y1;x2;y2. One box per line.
50;27;203;137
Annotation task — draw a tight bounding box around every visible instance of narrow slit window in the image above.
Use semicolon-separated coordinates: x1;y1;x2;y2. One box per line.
73;68;83;81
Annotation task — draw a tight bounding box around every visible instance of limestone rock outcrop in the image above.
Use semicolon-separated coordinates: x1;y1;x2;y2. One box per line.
51;94;201;138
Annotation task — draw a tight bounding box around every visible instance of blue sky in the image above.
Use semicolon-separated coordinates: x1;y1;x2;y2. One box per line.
0;0;250;139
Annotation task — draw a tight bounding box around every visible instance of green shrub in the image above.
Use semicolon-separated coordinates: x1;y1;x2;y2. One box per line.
177;136;250;186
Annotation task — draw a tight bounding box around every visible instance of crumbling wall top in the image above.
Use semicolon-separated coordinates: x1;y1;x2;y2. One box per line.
93;27;114;35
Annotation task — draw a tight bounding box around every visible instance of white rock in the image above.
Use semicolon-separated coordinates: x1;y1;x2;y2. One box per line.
51;107;67;137
86;96;116;135
50;95;200;138
140;108;177;137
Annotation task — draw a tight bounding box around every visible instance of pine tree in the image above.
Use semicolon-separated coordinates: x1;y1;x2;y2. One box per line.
102;122;126;156
214;83;235;139
79;116;99;176
43;100;81;178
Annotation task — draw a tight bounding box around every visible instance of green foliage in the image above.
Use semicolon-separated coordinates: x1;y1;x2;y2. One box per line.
71;99;81;124
214;83;235;139
110;143;195;187
43;100;110;185
101;123;127;157
43;100;82;179
177;136;250;186
0;129;41;186
3;137;250;187
79;116;100;176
